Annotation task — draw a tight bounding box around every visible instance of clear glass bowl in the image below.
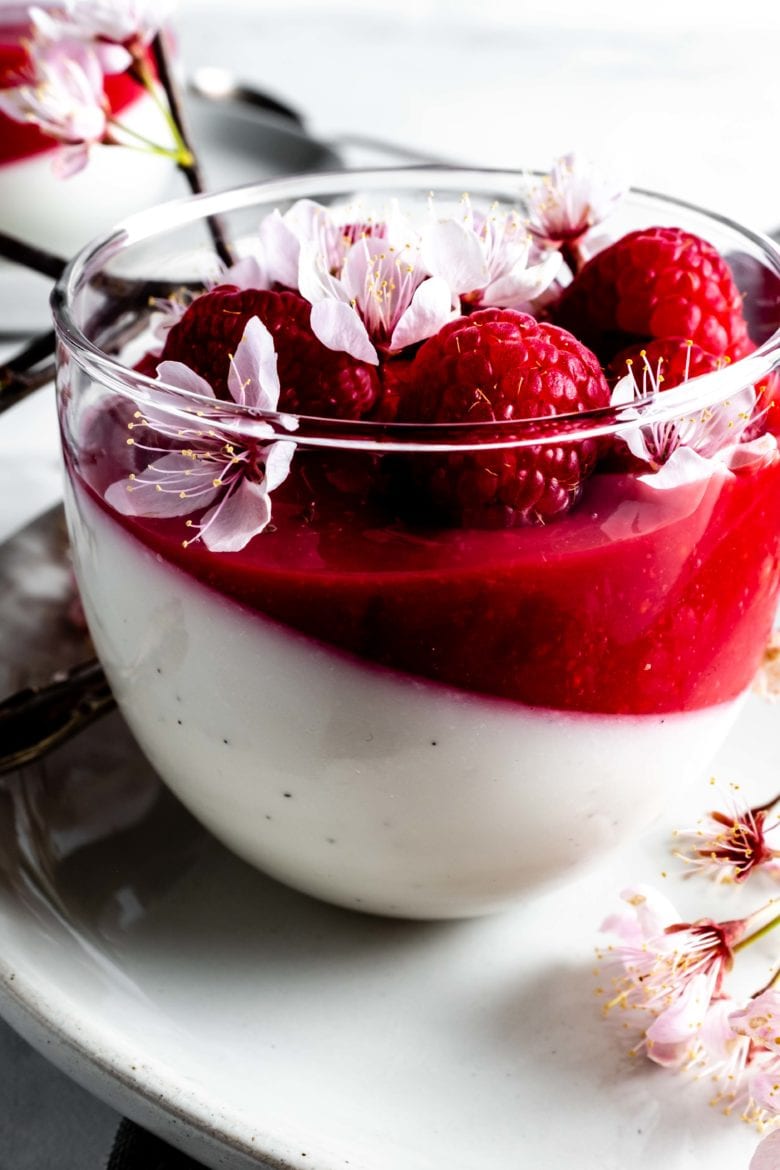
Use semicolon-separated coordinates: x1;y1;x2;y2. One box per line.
52;168;780;918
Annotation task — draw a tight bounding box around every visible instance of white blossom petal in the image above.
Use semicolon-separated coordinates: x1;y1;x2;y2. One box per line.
298;242;348;306
264;440;295;491
200;477;271;552
310;300;378;364
155;362;216;399
420;219;488;294
389;276;454;351
481;250;562;308
637;444;730;491
93;42;133;75
221;254;269;291
227;316;280;411
258;209;300;289
106;453;220;518
750;1131;780;1170
721;432;778;471
645;972;718;1065
52;142;91;177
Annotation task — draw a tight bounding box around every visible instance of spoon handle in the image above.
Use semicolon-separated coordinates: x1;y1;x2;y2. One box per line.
0;658;115;776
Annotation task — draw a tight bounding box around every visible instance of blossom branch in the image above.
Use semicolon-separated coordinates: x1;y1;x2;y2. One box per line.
0;231;66;280
0;331;56;414
148;32;233;267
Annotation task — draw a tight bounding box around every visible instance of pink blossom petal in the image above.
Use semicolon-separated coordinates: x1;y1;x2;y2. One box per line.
258;209;301;289
750;1131;780;1170
200;478;271;552
29;6;61;38
338;237;375;303
731;989;780;1046
106;453;220;518
155;362;216;400
645;972;717;1065
310;300;378;364
299;242;349;306
482;250;562;308
222;254;269;291
93;42;133;75
721;432;778;472
637;445;730;490
602;884;681;942
420;219;488;294
53;143;91;177
264;441;295;492
389;276;454;351
748;1068;780;1118
227;316;280;410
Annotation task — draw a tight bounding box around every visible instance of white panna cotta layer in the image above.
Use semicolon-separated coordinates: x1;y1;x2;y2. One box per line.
67;480;742;919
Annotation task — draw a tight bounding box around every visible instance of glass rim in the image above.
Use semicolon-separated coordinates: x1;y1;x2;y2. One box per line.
51;164;780;453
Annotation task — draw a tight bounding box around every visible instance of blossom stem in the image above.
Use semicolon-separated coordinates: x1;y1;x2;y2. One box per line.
148;32;233;267
560;240;583;276
751;793;780;815
0;230;66;279
106;116;185;158
734;908;780;954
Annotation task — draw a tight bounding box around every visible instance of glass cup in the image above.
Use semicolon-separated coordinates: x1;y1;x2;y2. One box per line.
0;4;177;258
52;168;780;918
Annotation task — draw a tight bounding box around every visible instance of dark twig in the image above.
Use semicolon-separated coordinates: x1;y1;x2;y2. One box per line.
149;32;233;267
0;230;66;280
0;330;57;414
0;657;115;776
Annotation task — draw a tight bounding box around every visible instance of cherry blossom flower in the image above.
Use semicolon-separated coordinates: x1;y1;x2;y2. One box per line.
751;1130;780;1170
420;196;561;309
599;886;745;1022
258;197;395;291
527;151;626;247
674;789;780;884
610;355;777;490
31;0;173;52
727;989;780;1125
298;234;454;365
106;317;294;552
0;37;108;175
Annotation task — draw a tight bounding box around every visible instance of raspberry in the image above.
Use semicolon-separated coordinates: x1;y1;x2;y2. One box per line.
396;308;610;527
159;286;380;419
555;226;753;363
607;337;724;391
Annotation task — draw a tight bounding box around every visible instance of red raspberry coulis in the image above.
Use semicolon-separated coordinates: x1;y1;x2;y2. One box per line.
75;449;780;717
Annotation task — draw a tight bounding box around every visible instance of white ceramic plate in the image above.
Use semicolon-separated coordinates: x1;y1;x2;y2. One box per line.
0;514;777;1169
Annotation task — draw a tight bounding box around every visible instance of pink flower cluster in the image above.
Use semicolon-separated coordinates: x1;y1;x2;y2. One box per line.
0;0;172;174
599;885;780;1137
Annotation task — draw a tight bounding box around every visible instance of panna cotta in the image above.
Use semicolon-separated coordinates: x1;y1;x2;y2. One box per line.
53;168;780;918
